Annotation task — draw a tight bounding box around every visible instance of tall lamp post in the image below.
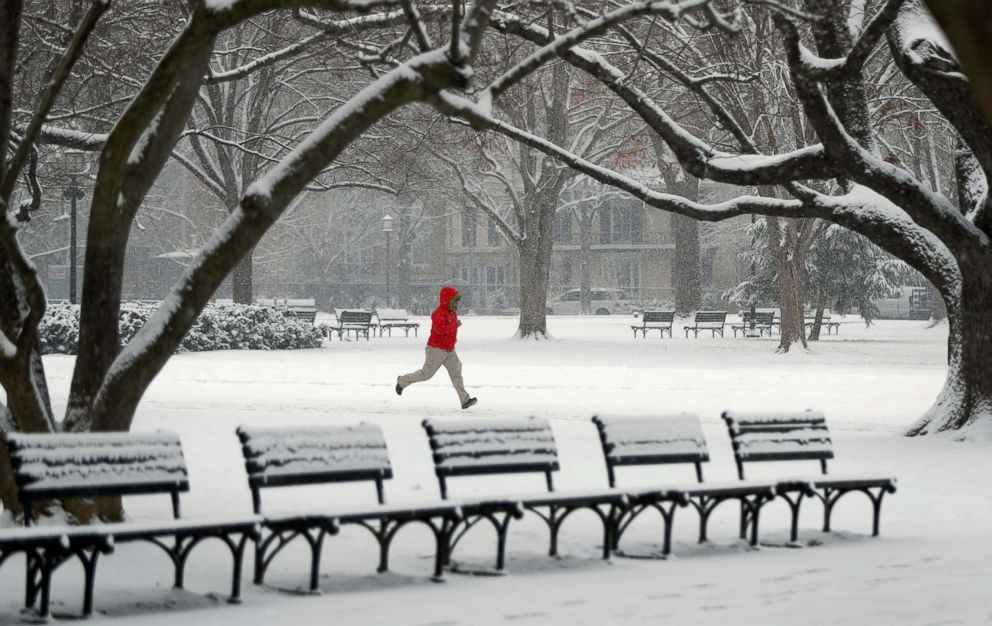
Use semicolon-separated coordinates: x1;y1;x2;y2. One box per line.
64;151;86;304
381;214;394;307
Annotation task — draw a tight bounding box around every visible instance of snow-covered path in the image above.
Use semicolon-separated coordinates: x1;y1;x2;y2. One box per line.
4;316;989;625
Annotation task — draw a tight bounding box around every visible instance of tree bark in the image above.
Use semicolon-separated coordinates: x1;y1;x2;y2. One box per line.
516;189;556;338
922;0;992;148
911;266;992;434
232;247;254;304
578;210;593;314
773;233;808;353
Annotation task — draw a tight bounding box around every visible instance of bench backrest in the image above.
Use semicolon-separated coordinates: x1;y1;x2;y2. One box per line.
721;409;834;479
641;311;675;326
376;308;411;322
593;414;710;485
742;311;774;326
693;311;726;326
422;417;559;498
236;423;392;513
338;310;373;326
289;308;317;323
6;431;189;524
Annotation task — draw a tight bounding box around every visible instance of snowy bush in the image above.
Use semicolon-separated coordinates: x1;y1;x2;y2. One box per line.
39;302;325;354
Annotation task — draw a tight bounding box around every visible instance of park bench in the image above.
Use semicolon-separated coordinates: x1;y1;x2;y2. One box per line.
722;410;897;542
684;311;727;338
7;431;259;618
331;309;374;340
804;310;841;335
375;308;420;337
422;417;685;571
236;423;516;589
631;310;674;338
730;311;775;338
592;414;777;555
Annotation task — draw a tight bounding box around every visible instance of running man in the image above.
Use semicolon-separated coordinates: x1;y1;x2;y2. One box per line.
396;285;477;409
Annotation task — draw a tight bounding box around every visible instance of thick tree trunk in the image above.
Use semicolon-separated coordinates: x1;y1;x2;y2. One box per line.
65;227;128;431
516;191;556;338
672;213;702;316
911;267;992;435
517;235;554;338
775;243;807;353
232;247;254;304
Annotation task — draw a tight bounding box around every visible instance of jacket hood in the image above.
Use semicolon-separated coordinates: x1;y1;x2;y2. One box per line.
439;285;459;307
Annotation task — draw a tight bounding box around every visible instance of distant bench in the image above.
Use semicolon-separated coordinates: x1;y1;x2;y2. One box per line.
331;309;373;340
7;431;259;618
375;308;420;337
631;310;674;338
730;311;775;338
684;311;727;338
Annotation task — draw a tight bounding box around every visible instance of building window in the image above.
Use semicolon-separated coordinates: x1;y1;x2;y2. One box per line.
599;202;644;244
555;210;573;244
488;217;501;247
461;207;477;248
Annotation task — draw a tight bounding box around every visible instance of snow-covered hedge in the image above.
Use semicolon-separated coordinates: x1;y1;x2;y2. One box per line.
39;302;326;354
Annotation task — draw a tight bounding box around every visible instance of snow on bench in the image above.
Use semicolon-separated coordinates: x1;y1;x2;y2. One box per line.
722;409;834;467
6;430;257;617
422;417;559;483
593;414;709;484
592;414;775;550
236;422;492;588
721;409;897;540
6;431;189;502
237;423;393;491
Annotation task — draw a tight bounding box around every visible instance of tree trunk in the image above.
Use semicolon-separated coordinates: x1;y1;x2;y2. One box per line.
922;0;992;132
775;241;808;353
808;305;825;342
232;247;253;304
516;191;557;338
65;227;128;431
578;212;593;314
672;213;702;316
911;266;992;435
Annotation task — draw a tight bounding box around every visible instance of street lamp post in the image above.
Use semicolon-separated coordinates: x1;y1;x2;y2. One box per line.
381;214;394;307
63;152;86;304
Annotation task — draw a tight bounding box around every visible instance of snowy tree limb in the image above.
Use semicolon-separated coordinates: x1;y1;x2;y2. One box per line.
0;0;108;204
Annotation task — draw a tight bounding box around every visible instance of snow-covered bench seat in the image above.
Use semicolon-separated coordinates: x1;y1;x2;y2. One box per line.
730;311;775;338
722;410;897;541
236;423;518;588
592;414;777;553
6;431;259;618
330;309;374;340
631;310;674;338
422;417;685;569
375;308;420;337
684;311;727;338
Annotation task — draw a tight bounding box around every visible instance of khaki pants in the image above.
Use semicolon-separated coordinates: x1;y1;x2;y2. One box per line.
399;346;471;405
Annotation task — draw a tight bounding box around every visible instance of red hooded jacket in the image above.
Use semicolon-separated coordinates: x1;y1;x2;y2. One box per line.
427;286;460;351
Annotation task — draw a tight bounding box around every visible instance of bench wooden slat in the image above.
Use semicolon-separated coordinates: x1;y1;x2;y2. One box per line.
594;414;709;465
722;410;836;477
237;424;393;489
422;417;560;480
7;432;189;499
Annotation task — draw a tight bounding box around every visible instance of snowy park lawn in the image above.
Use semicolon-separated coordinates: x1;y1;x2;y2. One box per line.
4;315;991;625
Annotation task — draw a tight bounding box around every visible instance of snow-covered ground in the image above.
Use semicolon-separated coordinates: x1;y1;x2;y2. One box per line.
4;315;990;625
